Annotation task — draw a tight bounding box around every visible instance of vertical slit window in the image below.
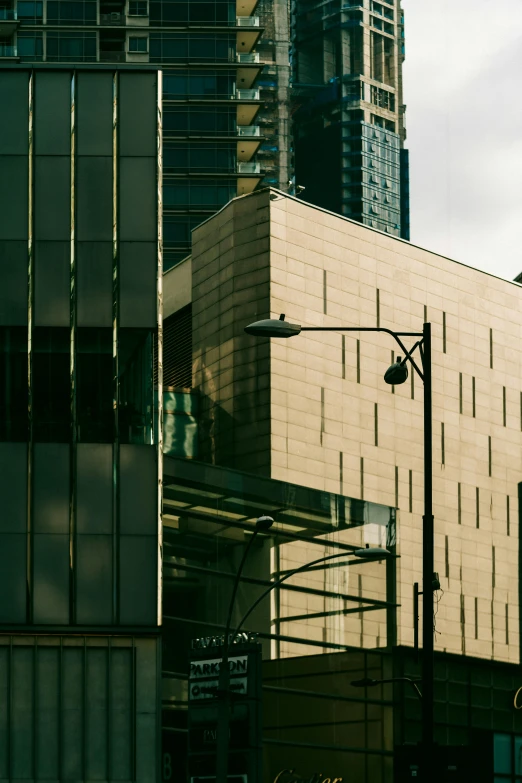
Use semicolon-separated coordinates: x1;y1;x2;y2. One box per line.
76;328;113;442
408;469;412;513
476;487;480;528
33;327;70;442
356;339;360;384
0;327;28;442
503;386;506;427
320;387;325;445
323;270;327;315
374;402;378;446
506;604;509;645
457;482;461;525
472;376;476;418
492;546;496;589
341;335;345;380
118;329;155;445
489;328;493;369
459;373;463;414
339;451;343;490
474;597;478;639
507;495;510;536
441;422;445;466
376;288;380;327
488;435;492;477
410;365;414;400
360;456;364;499
390;350;395;394
423;304;427;322
394;465;398;508
442;311;446;353
444;535;449;578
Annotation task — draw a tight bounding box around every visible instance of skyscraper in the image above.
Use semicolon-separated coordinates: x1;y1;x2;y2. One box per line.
0;0;290;268
292;0;410;238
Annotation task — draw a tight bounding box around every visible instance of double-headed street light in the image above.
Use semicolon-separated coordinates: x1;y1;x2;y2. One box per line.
217;533;393;783
245;314;435;783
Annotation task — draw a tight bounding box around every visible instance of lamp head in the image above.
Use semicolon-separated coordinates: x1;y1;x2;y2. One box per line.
245;314;301;339
354;544;390;559
384;357;408;385
255;515;274;531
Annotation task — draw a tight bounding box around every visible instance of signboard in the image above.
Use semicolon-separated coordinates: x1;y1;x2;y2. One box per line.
187;639;263;783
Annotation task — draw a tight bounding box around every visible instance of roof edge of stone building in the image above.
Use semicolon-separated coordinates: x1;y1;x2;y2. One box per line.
191;187;522;291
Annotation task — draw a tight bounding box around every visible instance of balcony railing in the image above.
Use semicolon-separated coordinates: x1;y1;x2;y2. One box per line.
237;125;260;136
236;15;259;25
237;161;261;174
234;88;260;100
236;52;259;63
0;44;16;56
0;8;17;20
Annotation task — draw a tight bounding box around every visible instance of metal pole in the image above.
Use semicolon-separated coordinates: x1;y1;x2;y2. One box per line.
216;531;260;783
421;322;434;782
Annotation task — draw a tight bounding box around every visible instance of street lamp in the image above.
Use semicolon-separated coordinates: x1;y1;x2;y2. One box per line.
235;544;393;637
216;514;274;783
216;536;392;783
351;676;423;702
245;314;435;783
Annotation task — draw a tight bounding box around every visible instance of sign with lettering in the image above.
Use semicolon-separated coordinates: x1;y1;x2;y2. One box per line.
273;771;343;783
191;633;258;651
190;656;248;680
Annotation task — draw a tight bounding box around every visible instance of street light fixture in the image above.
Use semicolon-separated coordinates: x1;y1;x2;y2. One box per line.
351;676;423;702
245;314;435;783
217;540;394;783
216;515;274;783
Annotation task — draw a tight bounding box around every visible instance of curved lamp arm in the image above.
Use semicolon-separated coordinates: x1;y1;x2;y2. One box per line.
235;549;375;637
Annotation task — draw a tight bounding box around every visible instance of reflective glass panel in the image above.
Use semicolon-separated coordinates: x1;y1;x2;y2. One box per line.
0;327;27;442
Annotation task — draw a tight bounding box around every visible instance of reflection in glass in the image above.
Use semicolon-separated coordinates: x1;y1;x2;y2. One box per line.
76;328;112;442
119;329;154;445
33;327;69;442
494;734;512;774
0;327;28;442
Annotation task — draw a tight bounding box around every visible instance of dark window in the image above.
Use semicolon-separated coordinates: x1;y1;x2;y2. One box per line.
0;327;28;442
163;142;235;171
17;33;43;59
118;329;154;445
149;32;235;63
163;179;236;208
163;69;235;99
163;215;203;245
47;0;96;23
76;329;113;443
149;0;233;25
33;327;70;443
16;0;43;21
163;106;236;136
128;36;148;53
128;0;148;14
46;32;97;61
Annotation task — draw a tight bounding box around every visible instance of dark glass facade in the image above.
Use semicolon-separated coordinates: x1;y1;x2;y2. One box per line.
292;0;410;238
0;0;274;268
0;67;161;780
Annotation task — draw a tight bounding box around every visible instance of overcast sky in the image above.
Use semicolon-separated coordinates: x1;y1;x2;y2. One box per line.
401;0;522;282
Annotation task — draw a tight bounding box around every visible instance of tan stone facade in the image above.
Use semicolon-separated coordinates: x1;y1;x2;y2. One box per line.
191;188;522;664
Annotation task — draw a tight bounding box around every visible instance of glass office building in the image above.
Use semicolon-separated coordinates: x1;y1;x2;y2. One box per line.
292;0;410;239
0;0;290;268
0;66;162;780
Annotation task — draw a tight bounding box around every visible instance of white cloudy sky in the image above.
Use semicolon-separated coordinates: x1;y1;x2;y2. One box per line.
401;0;522;281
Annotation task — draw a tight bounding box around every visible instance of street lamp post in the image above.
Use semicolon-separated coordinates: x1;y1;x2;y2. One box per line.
245;315;435;783
215;514;274;783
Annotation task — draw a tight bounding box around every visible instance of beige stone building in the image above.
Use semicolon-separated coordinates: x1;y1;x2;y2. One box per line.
165;187;522;667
